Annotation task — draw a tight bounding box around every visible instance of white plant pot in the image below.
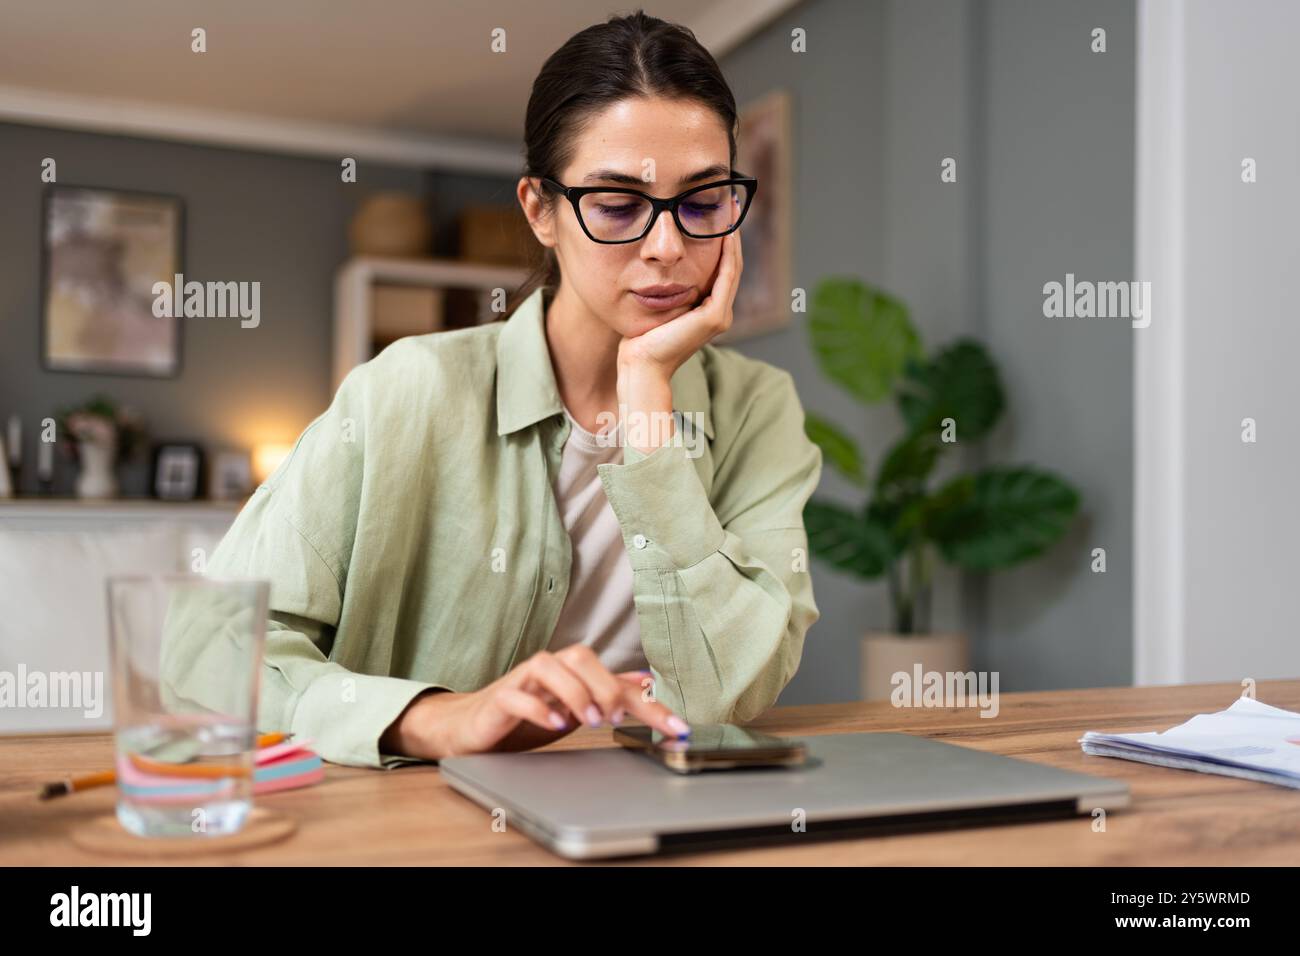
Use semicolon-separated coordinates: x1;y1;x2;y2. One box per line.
75;439;118;499
860;631;970;701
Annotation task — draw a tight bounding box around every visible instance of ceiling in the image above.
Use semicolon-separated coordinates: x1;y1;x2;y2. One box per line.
0;0;797;170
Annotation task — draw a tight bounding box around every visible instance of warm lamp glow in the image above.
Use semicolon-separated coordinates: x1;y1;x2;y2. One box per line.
252;443;293;484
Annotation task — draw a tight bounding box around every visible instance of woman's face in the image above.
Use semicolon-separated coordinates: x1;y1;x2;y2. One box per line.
521;96;733;338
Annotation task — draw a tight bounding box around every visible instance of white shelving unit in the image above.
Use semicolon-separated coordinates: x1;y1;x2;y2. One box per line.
333;256;529;392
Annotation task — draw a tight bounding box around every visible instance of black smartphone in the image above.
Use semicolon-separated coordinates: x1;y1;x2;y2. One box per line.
613;723;806;774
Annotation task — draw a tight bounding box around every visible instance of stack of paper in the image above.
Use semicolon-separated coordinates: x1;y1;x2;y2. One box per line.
249;739;325;795
1079;696;1300;789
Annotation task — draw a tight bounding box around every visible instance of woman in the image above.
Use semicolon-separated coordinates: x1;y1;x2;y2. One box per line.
200;11;823;768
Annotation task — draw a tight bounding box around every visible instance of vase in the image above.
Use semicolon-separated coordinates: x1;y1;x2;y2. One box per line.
75;437;118;499
860;631;970;701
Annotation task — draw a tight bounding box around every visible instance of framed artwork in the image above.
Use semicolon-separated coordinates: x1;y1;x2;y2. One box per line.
40;186;184;376
721;89;793;343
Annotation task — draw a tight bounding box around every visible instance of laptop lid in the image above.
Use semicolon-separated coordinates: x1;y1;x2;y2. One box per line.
439;731;1130;860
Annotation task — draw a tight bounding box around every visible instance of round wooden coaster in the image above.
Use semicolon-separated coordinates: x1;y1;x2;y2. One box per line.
70;806;297;858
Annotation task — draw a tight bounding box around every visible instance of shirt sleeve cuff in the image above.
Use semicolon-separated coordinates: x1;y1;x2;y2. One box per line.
290;670;449;770
596;439;725;570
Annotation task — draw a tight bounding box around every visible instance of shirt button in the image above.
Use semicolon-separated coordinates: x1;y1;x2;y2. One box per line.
632;534;648;550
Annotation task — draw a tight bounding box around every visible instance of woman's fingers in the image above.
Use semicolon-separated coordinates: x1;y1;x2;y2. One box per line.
713;231;737;296
494;686;570;732
700;231;741;340
558;646;639;724
518;650;596;726
534;647;622;725
618;682;691;737
512;649;690;739
560;647;688;737
725;230;743;300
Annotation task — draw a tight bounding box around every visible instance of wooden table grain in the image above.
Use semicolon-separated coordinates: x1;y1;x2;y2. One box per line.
2;678;1298;865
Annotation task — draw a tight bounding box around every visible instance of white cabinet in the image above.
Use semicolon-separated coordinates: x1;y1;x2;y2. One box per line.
0;500;239;733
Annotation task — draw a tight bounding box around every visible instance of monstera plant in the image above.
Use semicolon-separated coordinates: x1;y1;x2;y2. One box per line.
802;277;1081;639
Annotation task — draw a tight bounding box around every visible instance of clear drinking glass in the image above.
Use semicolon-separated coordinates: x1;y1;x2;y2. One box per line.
106;573;268;838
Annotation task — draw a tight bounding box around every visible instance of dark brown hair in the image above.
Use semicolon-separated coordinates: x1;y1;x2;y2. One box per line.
506;9;739;317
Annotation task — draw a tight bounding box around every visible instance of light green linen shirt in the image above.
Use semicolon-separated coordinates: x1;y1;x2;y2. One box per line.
194;287;822;768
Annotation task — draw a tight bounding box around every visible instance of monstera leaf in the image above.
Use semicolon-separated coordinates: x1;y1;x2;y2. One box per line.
926;467;1080;570
874;430;941;498
804;412;867;486
897;340;1005;441
803;499;895;578
809;278;922;404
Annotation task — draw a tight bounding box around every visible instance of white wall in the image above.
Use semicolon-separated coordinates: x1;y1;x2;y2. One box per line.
722;0;893;706
1136;0;1300;684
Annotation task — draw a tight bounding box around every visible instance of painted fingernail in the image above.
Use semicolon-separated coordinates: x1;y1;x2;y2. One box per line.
548;711;567;730
667;716;690;735
585;705;603;727
611;708;625;725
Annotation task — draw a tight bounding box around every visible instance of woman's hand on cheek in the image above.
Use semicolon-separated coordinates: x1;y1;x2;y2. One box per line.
616;228;744;383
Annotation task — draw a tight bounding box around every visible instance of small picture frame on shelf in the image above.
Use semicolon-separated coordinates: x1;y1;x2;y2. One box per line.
151;443;204;500
210;450;253;501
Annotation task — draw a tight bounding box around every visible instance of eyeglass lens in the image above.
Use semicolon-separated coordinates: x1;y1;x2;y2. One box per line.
577;183;748;242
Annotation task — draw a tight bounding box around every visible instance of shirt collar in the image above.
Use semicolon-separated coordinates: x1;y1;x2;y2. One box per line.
495;286;715;441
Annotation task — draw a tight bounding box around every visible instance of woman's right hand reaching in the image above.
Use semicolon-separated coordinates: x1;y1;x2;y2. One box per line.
379;644;691;760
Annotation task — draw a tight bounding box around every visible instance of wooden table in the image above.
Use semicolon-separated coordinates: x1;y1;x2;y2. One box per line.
3;679;1298;865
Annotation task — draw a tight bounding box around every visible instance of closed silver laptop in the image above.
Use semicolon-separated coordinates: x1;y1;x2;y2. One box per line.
438;731;1130;860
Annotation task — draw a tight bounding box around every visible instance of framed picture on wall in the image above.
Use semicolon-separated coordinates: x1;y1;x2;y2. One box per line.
720;89;793;343
40;186;184;377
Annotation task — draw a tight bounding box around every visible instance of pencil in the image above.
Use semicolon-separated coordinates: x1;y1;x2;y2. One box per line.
38;732;292;800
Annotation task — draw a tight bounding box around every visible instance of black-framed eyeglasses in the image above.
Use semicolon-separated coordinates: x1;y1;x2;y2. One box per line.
538;173;758;244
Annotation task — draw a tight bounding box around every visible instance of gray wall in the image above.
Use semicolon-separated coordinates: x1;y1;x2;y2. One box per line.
722;0;1136;703
976;0;1135;688
0;121;512;496
878;0;981;645
721;0;890;707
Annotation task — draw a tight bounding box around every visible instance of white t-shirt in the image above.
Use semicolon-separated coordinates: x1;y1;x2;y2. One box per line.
545;406;648;672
